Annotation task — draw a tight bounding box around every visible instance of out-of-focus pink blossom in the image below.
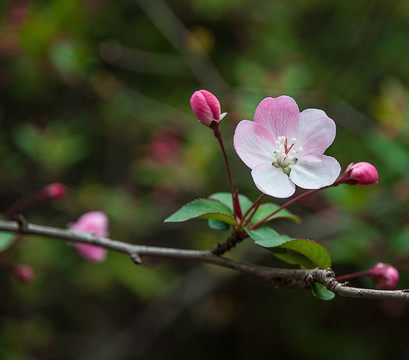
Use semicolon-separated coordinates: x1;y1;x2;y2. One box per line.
0;1;30;57
234;95;340;198
0;33;20;57
151;184;178;205
43;182;66;199
71;211;109;263
6;1;30;30
14;264;35;283
369;262;399;290
143;130;180;164
381;299;406;318
342;162;378;185
190;90;226;127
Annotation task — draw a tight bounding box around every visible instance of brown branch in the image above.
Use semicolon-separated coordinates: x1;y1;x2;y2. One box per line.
209;232;245;255
0;219;408;301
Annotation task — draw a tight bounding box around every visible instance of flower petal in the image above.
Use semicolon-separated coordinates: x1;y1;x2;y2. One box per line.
252;163;296;198
290;155;341;189
71;211;109;238
254;96;299;140
297;109;336;156
234;120;276;169
74;243;107;263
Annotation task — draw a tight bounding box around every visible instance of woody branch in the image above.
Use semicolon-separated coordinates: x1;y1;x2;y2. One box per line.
2;219;409;301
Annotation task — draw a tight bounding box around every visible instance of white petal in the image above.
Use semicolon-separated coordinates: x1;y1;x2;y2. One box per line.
297;109;336;156
234;120;276;169
252;163;296;198
290;155;341;189
253;96;299;140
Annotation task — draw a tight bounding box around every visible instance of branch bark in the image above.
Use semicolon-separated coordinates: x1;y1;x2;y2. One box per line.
1;219;408;301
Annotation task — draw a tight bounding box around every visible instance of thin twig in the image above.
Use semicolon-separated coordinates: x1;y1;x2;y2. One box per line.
1;219;409;301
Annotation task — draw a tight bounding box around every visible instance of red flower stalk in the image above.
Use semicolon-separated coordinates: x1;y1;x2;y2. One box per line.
4;183;66;219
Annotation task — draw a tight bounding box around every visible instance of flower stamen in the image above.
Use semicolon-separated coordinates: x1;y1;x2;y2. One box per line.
272;136;303;175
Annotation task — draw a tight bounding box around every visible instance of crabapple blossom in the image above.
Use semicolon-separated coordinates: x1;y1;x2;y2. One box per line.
143;129;180;165
71;211;109;263
234;96;341;198
190;90;226;127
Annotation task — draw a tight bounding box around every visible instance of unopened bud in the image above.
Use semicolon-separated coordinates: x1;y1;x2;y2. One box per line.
14;264;35;283
369;262;399;290
4;182;66;219
342;162;378;185
190;89;226;127
44;182;66;199
71;211;109;263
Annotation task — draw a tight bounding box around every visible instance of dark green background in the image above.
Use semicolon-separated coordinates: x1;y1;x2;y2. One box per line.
1;0;409;359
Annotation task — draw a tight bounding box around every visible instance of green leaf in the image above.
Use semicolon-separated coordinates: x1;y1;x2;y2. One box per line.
208;192;253;214
311;282;335;301
246;227;291;248
0;232;16;252
49;39;92;79
208;219;230;231
208;194;300;225
251;203;301;224
274;239;332;269
273;251;316;269
165;199;235;225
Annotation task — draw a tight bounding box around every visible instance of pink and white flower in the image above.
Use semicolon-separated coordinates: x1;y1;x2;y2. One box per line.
71;211;109;263
234;96;340;198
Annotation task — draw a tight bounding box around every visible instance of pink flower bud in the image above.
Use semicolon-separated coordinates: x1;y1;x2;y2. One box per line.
71;211;109;263
14;264;35;283
44;183;66;199
190;90;226;127
369;262;399;290
4;183;67;219
344;162;378;185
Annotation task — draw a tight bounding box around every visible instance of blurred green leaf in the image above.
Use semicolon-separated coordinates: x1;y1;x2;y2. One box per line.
49;39;92;79
165;199;235;224
0;232;16;252
109;252;175;299
13;123;87;172
366;130;409;177
311;282;336;301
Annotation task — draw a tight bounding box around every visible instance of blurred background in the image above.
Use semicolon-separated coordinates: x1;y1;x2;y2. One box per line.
1;0;409;359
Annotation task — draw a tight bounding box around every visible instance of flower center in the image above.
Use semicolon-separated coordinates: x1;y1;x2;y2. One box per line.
272;136;303;175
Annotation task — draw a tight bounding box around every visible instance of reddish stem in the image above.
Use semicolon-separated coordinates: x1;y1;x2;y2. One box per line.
4;192;45;219
240;194;265;228
3;184;65;219
249;178;344;230
249;188;318;230
212;125;242;220
336;269;372;282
